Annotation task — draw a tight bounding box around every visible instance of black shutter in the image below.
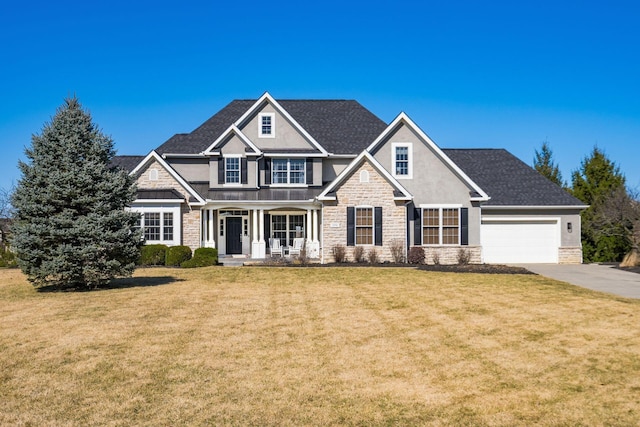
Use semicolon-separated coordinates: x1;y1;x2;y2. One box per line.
460;207;469;246
218;157;224;184
264;214;271;247
414;208;422;245
306;159;313;185
374;207;383;246
241;158;248;184
265;158;271;185
346;207;355;246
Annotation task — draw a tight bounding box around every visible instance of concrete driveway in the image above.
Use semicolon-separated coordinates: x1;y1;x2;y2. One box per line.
517;264;640;299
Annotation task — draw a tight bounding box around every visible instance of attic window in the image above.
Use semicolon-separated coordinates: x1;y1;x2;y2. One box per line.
259;113;275;138
360;170;369;183
392;143;412;179
149;168;159;181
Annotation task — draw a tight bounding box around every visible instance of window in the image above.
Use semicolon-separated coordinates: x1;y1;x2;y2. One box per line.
225;157;240;184
149;168;159;181
141;212;175;243
392;143;412;178
272;159;305;185
271;214;305;247
355;207;373;245
144;212;160;241
259;113;275;137
422;207;460;245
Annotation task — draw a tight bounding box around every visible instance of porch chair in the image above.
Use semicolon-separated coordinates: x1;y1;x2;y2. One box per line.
269;238;283;257
288;237;305;257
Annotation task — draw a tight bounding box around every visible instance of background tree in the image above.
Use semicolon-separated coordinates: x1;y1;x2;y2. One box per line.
571;147;628;262
11;97;142;289
533;140;564;187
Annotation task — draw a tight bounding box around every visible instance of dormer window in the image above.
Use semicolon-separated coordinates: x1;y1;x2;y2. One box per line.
259;113;275;138
225;156;240;184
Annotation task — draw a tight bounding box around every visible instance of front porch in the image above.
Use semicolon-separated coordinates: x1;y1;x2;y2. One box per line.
200;204;321;260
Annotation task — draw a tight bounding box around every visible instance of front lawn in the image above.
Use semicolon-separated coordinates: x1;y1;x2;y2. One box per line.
1;267;639;426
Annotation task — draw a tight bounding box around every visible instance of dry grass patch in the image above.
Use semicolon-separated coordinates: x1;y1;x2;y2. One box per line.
1;266;639;426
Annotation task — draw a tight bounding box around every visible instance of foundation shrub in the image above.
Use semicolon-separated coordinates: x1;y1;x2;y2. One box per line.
457;248;471;265
181;247;218;268
368;247;380;264
353;246;366;263
408;246;425;264
390;239;405;263
332;244;347;263
139;244;168;266
165;246;192;266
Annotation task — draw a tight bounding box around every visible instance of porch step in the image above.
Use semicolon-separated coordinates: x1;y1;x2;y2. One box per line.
218;255;247;267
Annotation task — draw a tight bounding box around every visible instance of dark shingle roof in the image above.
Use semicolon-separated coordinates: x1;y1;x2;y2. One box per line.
155;99;387;156
136;189;184;200
190;184;323;201
443;149;585;206
111;155;146;172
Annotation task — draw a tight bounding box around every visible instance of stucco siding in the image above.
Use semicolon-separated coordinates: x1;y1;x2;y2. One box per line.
239;102;316;151
167;158;209;182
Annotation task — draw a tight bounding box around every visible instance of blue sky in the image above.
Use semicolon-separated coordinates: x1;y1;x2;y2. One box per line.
1;0;639;193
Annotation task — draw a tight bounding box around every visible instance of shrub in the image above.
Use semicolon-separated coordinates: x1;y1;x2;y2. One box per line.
368;247;380;264
457;248;471;265
353;246;366;263
432;252;441;265
390;239;405;263
407;246;425;264
165;246;192;266
0;247;17;268
294;248;308;265
332;244;347;263
181;247;218;268
139;244;169;266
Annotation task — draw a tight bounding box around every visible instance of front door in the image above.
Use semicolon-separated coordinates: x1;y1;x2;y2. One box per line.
226;217;243;255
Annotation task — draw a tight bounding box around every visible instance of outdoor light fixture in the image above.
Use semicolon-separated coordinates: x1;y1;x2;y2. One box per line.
567;222;573;233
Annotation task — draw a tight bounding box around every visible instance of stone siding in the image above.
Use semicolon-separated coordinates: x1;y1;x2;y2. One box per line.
558;247;583;264
136;159;201;250
322;161;406;263
420;246;482;265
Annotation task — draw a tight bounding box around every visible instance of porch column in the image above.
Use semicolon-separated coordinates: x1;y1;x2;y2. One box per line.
312;209;319;242
307;208;320;259
208;209;215;248
252;209;266;259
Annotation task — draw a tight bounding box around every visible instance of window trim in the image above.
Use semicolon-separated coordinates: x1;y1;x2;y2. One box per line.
270;158;307;187
224;155;242;186
355;206;374;246
129;204;180;246
421;205;461;246
392;142;413;179
258;113;275;138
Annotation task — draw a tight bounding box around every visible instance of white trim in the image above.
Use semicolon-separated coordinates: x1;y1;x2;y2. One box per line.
129;205;181;246
419;203;463;208
318;151;412;201
258;112;275;138
223;154;242;185
481;216;561;223
391;142;413;179
129;151;206;206
234;92;329;156
482;205;589;210
264;152;324;158
421;206;462;246
161;153;207;158
202;125;261;156
354;205;375;246
367;113;490;202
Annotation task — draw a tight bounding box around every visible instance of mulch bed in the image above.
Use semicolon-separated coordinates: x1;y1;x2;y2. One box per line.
417;264;535;275
615;266;640;275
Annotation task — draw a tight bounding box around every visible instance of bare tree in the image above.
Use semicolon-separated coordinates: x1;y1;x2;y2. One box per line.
0;186;14;249
590;186;640;266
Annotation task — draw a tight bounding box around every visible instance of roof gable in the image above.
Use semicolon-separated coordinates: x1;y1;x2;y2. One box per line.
367;113;489;202
318;151;412;201
202;125;261;156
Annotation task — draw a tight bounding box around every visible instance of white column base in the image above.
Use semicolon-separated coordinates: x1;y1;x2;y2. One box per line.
252;241;266;259
306;240;320;259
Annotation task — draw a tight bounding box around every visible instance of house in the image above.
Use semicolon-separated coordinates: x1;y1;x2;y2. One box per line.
113;92;587;264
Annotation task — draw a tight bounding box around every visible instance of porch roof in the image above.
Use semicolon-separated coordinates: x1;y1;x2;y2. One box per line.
190;184;324;202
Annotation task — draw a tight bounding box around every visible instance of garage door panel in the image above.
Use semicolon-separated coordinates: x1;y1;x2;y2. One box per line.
482;220;559;264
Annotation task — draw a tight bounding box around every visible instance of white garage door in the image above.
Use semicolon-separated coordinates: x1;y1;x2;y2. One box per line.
481;220;559;264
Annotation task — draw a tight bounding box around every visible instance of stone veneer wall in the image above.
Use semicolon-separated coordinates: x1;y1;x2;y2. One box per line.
136;159;201;251
322;161;406;263
420;246;482;265
558;247;583;264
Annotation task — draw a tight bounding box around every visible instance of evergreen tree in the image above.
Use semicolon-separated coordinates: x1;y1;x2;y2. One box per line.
533;140;564;187
11;97;142;289
571;147;628;262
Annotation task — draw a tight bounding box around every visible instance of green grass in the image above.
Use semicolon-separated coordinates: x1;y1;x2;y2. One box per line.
1;266;639;426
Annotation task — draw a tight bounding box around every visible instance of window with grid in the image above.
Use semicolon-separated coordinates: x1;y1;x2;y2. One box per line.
422;208;460;245
271;215;287;246
272;159;305;185
163;213;173;241
355;207;373;245
144;212;161;241
395;146;409;175
225;157;240;184
271;214;305;246
260;114;274;136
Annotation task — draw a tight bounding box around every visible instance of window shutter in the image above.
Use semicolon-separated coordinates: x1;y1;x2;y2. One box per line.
460;207;469;246
218;157;224;184
346;207;355;246
414;208;422;245
265;158;271;185
241;158;248;184
264;214;271;247
374;207;383;246
306;159;313;185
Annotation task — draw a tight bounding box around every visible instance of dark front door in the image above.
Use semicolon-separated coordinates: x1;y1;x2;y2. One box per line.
226;217;243;254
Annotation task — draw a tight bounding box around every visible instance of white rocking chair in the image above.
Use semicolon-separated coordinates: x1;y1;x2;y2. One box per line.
269;238;283;257
288;237;305;257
